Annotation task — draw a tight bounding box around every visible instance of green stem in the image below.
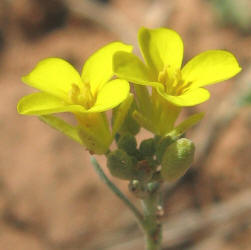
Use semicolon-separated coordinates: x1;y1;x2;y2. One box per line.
90;156;144;229
142;187;162;250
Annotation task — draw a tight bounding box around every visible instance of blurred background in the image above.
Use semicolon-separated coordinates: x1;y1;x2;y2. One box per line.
0;0;251;249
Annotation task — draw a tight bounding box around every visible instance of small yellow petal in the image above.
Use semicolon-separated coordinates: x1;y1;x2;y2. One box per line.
88;79;130;112
113;51;161;87
157;87;210;107
182;50;242;88
17;92;86;115
138;27;184;75
22;58;82;101
81;42;133;94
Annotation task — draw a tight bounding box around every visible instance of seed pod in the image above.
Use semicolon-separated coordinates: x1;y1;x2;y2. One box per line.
107;149;137;180
161;138;195;182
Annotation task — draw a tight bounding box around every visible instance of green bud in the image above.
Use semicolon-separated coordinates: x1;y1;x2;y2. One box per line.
126;100;140;135
128;180;148;199
112;94;133;136
117;134;137;156
139;138;155;157
134;160;154;182
118;99;140;135
156;136;175;163
107;150;137;180
161;138;195;182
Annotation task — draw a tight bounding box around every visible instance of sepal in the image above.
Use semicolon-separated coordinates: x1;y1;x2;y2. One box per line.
168;112;204;138
112;95;140;136
77;113;112;154
39;115;83;145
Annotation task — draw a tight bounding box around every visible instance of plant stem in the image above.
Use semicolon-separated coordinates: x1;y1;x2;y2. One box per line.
91;157;163;249
90;156;144;229
142;186;162;250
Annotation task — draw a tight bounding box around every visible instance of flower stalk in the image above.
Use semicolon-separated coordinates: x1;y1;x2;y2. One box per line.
142;185;163;250
90;156;145;230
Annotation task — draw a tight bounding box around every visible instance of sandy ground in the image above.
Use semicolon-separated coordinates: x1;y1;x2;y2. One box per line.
0;0;251;249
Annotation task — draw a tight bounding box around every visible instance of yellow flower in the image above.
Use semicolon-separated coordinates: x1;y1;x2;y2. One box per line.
17;42;132;154
113;27;241;135
114;27;241;107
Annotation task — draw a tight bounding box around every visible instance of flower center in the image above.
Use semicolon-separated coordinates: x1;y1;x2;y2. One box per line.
69;82;96;109
158;67;191;96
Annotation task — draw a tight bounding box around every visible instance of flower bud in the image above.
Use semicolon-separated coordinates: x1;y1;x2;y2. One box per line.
107;149;137;180
134;160;154;182
161;138;195;182
139;138;155;157
156;136;175;162
128;180;148;198
113;98;140;135
117;134;137;156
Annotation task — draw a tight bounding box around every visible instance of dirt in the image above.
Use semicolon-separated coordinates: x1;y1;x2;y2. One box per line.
0;0;251;249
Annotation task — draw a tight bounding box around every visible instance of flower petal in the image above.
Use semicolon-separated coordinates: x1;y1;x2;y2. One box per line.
22;58;82;101
88;79;129;112
182;50;242;88
17;92;86;115
157;87;210;107
81;42;133;94
138;27;184;76
113;51;162;87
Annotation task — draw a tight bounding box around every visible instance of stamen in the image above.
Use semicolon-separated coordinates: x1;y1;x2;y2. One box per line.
69;84;81;104
158;67;187;96
69;82;96;109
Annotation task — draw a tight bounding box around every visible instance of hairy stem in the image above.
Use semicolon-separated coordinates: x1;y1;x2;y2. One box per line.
90;157;144;230
142;186;162;250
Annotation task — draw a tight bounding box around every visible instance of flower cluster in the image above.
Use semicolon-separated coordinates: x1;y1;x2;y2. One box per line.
17;27;241;181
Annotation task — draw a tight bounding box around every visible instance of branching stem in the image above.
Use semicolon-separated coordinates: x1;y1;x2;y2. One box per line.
90;157;144;230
